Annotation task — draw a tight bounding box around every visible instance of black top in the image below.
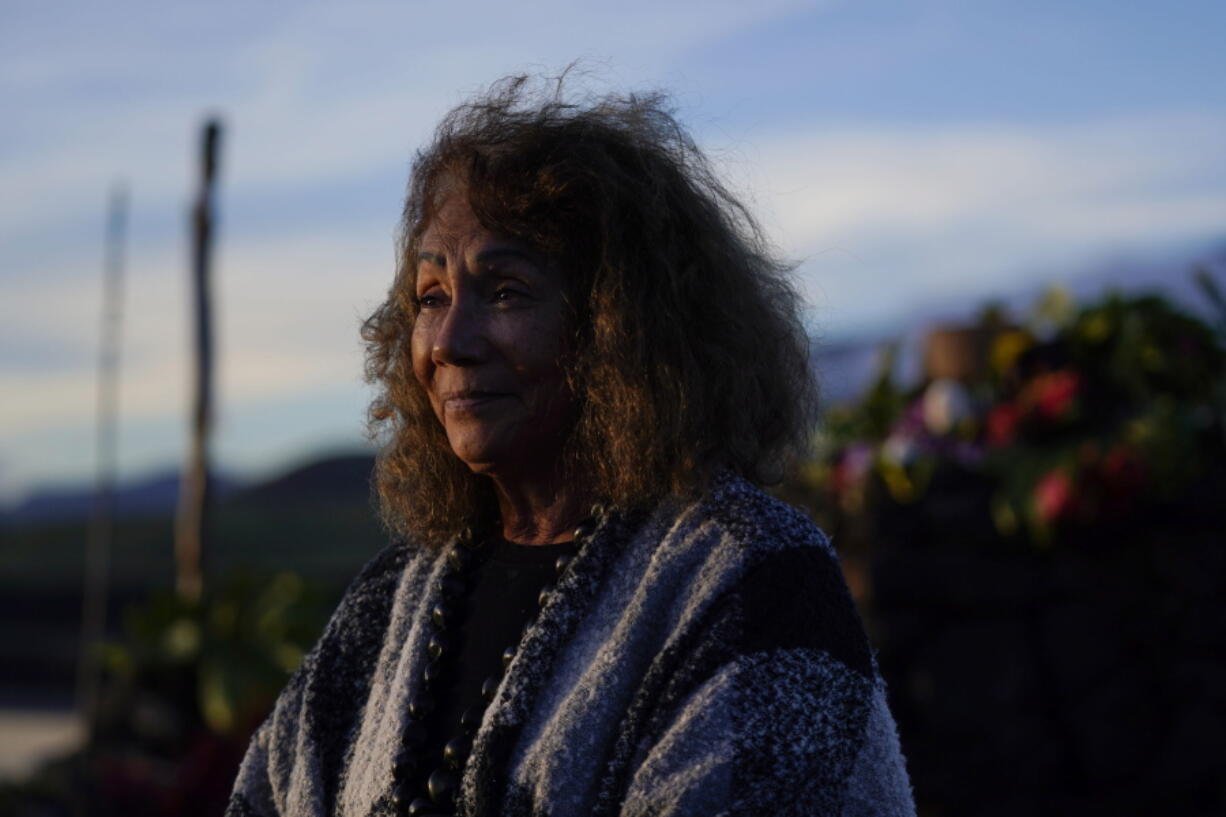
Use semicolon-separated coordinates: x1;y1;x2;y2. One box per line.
418;537;579;774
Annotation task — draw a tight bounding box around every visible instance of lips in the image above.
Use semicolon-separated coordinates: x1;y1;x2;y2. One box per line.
442;391;510;412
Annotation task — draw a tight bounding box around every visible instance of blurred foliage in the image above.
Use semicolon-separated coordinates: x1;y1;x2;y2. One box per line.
0;456;385;815
96;570;329;738
0;569;332;817
798;277;1226;553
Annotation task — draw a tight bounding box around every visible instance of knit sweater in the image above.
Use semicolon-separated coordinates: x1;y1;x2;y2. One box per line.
225;473;915;816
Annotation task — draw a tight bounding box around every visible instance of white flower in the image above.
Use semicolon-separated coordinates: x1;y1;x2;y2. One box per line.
922;378;973;436
882;433;919;466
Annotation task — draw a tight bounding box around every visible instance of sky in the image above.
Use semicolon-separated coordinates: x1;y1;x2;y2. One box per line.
2;0;1225;503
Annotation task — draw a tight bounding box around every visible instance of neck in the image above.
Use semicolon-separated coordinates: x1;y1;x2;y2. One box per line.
490;468;590;545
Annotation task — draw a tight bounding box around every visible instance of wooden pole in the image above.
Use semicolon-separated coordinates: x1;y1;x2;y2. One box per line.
77;184;128;736
175;119;221;602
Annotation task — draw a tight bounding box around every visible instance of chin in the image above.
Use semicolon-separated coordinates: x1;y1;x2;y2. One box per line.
456;456;502;477
450;442;561;483
445;436;509;473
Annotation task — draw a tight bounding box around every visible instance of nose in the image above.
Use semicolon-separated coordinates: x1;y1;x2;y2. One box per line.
430;297;487;367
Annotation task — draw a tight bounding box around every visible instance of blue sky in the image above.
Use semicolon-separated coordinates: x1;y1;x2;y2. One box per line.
3;0;1225;502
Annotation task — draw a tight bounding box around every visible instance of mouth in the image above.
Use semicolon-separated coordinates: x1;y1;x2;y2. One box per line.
442;391;510;412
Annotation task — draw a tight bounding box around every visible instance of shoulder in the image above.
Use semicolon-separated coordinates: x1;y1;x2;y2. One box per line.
695;469;835;560
621;476;908;813
331;539;416;619
302;539;422;676
686;472;873;680
275;538;418;696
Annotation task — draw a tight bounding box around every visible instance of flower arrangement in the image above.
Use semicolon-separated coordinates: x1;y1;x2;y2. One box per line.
804;274;1226;552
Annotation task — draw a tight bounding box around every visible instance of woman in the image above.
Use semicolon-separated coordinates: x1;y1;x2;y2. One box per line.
227;76;914;817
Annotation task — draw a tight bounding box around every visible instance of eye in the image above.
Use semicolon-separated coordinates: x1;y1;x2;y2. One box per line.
415;291;448;309
492;286;527;304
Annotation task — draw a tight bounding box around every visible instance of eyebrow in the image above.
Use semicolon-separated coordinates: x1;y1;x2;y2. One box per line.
415;246;543;269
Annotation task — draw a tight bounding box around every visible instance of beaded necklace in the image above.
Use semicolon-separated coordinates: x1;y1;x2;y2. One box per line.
391;513;600;817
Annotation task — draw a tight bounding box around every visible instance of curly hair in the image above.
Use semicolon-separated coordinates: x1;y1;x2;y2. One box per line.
362;74;819;544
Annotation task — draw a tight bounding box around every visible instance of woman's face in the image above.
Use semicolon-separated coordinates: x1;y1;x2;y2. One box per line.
411;193;575;481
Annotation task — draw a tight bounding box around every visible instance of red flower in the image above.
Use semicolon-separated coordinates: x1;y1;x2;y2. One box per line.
830;444;873;506
1029;370;1081;421
985;402;1021;447
1100;444;1146;496
1033;469;1075;524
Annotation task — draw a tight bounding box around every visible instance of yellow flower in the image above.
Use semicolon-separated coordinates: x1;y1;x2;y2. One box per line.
991;329;1033;375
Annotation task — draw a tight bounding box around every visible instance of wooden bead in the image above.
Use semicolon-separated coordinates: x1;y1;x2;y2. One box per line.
480;676;500;701
435;574;465;600
431;603;448;630
427;768;458;804
408;693;435;719
406;796;434;816
446;547;470;572
423;659;445;686
393;750;421;781
443;735;472;770
428;633;449;660
460;705;484;734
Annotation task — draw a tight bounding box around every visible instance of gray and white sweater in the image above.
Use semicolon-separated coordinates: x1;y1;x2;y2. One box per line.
226;473;915;816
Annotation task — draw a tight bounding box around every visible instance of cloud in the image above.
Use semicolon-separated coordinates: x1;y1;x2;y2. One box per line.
729;111;1226;330
0;227;389;502
1;228;388;426
0;0;816;255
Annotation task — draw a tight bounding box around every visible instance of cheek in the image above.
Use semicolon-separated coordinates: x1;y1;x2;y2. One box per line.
409;326;434;390
510;341;563;390
514;313;569;376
